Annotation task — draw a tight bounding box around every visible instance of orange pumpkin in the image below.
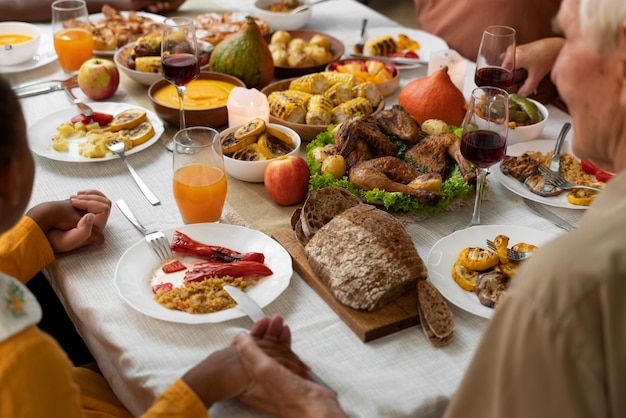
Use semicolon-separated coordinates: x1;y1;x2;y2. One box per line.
398;67;466;126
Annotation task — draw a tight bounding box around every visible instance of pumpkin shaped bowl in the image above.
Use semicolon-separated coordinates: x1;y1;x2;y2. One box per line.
148;71;246;128
261;77;385;142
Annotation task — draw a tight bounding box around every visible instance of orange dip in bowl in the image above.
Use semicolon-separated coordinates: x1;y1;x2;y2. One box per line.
153;79;237;110
0;34;33;46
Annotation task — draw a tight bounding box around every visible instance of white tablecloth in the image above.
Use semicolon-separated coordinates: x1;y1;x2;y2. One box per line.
3;1;584;416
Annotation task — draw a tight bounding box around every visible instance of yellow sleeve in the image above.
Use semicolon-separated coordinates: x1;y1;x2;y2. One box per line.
141;379;209;418
0;326;84;418
0;216;54;283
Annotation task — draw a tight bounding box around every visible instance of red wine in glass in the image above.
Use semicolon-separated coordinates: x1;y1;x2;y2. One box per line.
474;67;513;91
461;129;506;168
162;54;199;86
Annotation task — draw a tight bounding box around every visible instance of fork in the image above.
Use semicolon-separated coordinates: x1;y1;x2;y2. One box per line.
538;165;603;192
116;200;173;261
105;139;161;206
486;239;532;261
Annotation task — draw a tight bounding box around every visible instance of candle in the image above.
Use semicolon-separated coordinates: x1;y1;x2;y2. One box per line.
226;87;270;128
428;49;467;92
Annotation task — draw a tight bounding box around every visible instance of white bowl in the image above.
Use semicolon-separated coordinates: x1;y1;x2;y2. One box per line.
114;41;212;86
253;0;312;31
222;123;302;182
507;99;549;144
0;22;41;66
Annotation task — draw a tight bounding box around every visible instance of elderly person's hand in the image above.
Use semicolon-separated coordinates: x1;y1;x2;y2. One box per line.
232;316;346;418
26;190;112;252
513;37;564;97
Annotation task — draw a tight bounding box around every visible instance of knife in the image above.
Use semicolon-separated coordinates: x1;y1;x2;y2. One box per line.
348;52;428;66
224;285;335;393
543;122;572;192
13;76;79;99
524;199;576;231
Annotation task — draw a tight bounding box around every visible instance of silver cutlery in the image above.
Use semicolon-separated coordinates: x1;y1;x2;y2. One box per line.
63;85;94;117
13;75;78;98
348;52;428;66
224;285;335;393
106;139;161;206
116;200;172;260
524;199;577;231
542;122;571;192
485;239;532;261
538;165;603;192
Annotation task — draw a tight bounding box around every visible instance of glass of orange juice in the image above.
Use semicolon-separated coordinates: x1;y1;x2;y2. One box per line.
173;127;227;223
52;0;93;73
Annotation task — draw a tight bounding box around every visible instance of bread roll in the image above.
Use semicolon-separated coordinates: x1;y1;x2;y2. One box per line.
299;186;362;241
305;204;427;311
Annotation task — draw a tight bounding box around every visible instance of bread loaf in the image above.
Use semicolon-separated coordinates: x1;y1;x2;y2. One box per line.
305;204;427;311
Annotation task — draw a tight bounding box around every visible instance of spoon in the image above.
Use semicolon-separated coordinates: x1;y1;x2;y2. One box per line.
289;0;334;14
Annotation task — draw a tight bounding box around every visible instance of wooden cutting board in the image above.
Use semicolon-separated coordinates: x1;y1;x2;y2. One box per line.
272;229;420;342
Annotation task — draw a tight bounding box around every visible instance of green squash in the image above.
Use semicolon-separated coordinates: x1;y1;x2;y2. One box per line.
209;16;274;89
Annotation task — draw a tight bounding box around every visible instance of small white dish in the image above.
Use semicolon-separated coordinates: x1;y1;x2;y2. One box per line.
0;33;57;74
253;0;312;31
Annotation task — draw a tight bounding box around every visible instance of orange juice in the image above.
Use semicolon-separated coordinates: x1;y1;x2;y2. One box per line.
53;27;93;72
173;164;227;223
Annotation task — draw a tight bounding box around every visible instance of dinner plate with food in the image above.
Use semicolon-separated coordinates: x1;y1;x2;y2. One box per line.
351;27;448;70
114;223;292;324
0;34;57;74
492;139;605;209
28;102;164;162
89;9;164;55
426;225;558;319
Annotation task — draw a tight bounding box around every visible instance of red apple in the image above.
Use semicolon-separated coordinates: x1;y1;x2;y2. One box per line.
264;155;310;206
77;58;120;100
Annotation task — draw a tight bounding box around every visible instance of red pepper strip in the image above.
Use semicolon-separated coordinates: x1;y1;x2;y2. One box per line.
152;282;173;294
184;260;273;283
170;230;265;263
581;160;615;182
162;259;187;274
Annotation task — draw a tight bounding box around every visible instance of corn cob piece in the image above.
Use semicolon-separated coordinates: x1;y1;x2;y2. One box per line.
363;35;396;56
306;94;334;125
289;73;330;94
352;81;382;108
331;97;373;124
134;56;161;73
323;82;354;106
268;92;307;124
268;89;312;108
322;71;355;88
134;32;162;56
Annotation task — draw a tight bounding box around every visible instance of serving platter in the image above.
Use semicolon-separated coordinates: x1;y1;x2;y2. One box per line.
426;225;558;319
0;34;57;74
492;139;588;210
28;102;164;162
115;223;292;324
350;27;448;69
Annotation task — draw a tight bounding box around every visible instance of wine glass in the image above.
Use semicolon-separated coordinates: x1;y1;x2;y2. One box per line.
459;87;509;228
161;17;200;151
173;127;227;223
474;25;516;92
51;0;93;73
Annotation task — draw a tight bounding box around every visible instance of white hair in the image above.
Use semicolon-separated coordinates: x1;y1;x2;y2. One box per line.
579;0;626;50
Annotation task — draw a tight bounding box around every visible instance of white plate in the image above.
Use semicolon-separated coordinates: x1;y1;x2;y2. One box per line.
114;223;292;324
426;225;557;319
492;139;587;210
0;34;57;74
89;11;165;55
353;27;448;69
28;102;164;162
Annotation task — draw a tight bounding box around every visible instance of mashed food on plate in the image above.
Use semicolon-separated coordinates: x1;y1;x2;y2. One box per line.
154;276;252;314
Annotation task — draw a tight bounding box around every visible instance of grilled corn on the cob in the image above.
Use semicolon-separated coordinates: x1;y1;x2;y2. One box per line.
322;71;355;87
306;94;333;125
289;73;330;94
134;56;161;73
352;81;382;108
331;97;373;124
323;82;353;106
268;92;308;124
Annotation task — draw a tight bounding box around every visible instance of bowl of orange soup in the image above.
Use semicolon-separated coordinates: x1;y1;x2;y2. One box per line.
148;71;246;128
0;22;41;66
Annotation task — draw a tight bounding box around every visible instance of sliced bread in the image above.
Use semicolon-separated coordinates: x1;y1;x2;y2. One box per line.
417;280;454;346
300;186;362;241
